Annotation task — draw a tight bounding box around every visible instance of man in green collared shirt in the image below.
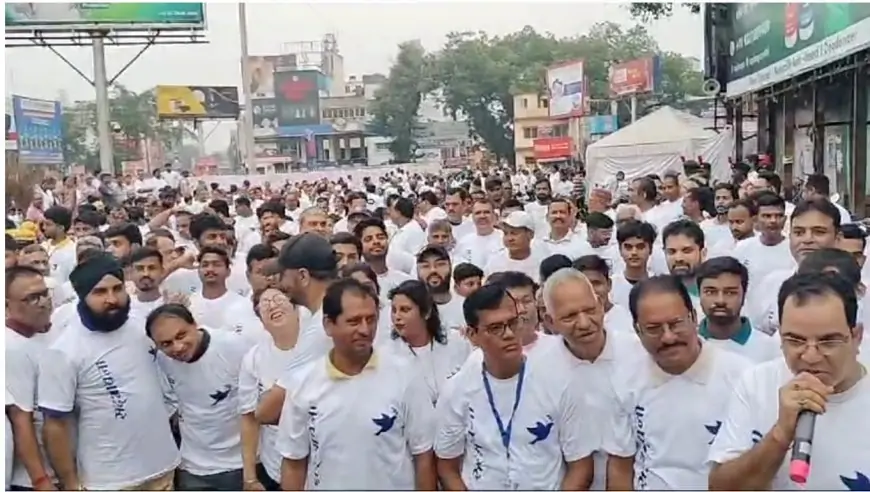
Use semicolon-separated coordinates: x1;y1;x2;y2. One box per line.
695;256;781;363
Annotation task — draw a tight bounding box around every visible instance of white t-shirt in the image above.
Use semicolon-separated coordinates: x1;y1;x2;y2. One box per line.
157;328;253;476
732;236;796;294
536;331;644;490
188;290;265;343
747;267;797;335
533;232;594;261
5;328;55;487
436;294;467;332
423;206;448;225
238;339;302;482
483;246;550;283
277;351;435;490
5;396;12;490
454;231;505;269
161;268;201;297
700;219;732;250
391;220;427;258
37;316;180;489
44;239;76;286
603;343;752;490
383;330;472;405
604;304;635;335
434;346;598;490
377;269;414;302
448;217;476;242
708;358;870;490
130;296;165;320
698;319;781;364
276;308;334;390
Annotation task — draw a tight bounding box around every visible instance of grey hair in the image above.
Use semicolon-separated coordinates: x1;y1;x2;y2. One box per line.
300;206;327;220
542;267;598;314
615;203;642;221
428;219;453;235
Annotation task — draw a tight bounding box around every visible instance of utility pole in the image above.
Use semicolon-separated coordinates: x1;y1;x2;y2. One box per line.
93;35;114;175
238;3;256;175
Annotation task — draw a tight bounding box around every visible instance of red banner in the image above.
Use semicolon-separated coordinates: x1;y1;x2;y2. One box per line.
609;57;658;97
533;137;572;160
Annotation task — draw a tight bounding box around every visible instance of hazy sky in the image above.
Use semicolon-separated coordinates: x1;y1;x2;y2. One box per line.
5;2;704;151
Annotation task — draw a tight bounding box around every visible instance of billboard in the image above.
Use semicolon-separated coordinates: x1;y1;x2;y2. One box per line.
533;137;572;160
252;99;279;137
12;96;63;165
609;56;661;97
547;60;586;119
585;115;619;136
5;3;206;32
727;3;870;97
274;70;321;127
246;55;298;99
156;86;240;119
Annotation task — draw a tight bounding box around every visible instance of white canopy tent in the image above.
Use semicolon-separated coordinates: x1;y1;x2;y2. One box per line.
585;106;733;186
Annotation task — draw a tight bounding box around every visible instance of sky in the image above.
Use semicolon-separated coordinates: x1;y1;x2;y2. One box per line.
4;2;705;152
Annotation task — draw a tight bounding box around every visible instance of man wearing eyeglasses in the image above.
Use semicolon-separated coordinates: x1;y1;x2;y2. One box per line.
708;272;870;490
603;275;751;490
5;266;56;491
434;283;597;490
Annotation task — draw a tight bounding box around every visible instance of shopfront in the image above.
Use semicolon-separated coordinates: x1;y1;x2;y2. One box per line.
533;136;573;167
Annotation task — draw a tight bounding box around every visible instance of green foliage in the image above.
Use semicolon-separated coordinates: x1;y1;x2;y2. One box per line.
368;40;430;162
373;22;705;166
628;3;701;22
62;84;191;173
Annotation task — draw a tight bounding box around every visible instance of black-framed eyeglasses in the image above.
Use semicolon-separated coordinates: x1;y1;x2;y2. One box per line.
13;289;50;306
481;315;522;338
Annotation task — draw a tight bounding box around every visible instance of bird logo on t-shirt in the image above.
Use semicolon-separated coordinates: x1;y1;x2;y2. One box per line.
705;420;723;444
528;416;554;444
148;345;157;360
841;472;870;491
373;409;398;436
209;384;233;406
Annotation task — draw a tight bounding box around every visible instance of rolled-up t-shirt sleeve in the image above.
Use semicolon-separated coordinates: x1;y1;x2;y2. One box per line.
37;348;77;416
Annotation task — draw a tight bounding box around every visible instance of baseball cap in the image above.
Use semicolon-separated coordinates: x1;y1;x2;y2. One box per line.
417;245;450;264
277;233;337;272
501;211;535;231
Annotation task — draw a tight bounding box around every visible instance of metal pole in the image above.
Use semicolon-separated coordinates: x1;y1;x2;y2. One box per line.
630;95;638;123
93;35;114;175
238;3;257;175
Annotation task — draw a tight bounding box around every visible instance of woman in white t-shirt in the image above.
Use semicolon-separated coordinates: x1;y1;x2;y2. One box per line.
386;279;471;406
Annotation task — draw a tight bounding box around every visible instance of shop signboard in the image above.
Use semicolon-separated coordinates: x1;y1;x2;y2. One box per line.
727;3;870;97
274;70;321;126
533;137;572;160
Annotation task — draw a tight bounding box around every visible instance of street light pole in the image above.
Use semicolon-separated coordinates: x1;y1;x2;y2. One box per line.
238;3;257;175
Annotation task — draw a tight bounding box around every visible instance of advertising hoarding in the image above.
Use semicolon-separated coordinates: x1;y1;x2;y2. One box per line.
533;137;572;160
547;60;586;119
252;99;279;137
245;55;298;100
156;86;240;119
12;95;63;165
585;115;619;136
609;56;661;97
727;3;870;97
5;3;206;31
274;70;321;127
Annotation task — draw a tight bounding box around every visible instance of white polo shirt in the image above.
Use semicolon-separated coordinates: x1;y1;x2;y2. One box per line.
188;290;266;343
454;231;505;269
708;358;870;490
157;328;253;476
383;329;472;405
37;316;180;490
277;350;435;490
434;348;598;490
483;245;550;283
536;331;645;490
603;343;751;490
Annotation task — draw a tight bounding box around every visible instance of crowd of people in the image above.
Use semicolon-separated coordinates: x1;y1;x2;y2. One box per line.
4;162;870;491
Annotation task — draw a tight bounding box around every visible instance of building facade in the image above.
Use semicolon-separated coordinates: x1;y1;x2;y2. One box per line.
708;3;870;214
513;93;571;168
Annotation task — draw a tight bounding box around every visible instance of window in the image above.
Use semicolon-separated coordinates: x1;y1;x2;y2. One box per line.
522;98;528;108
522;126;538;139
538;97;549;109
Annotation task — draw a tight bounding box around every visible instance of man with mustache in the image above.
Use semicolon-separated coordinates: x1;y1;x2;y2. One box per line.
662;219;707;319
416;246;465;332
732;191;794;295
38;252;180;491
533;198;593;260
128;247;167;319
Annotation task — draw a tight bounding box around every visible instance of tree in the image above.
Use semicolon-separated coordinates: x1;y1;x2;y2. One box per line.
628;3;701;21
368;40;430;162
61;84;191;173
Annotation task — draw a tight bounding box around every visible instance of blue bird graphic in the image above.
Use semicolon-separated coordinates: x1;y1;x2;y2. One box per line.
148;346;157;359
705;420;722;444
373;413;397;436
209;384;232;406
527;421;554;444
841;472;870;491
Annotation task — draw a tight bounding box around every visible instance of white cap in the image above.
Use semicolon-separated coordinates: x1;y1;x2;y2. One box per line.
501;211;535;231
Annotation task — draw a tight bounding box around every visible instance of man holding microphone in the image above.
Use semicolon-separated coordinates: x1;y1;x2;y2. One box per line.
707;272;870;490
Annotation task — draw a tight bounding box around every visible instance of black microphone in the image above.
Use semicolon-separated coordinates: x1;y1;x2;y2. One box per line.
789;410;817;484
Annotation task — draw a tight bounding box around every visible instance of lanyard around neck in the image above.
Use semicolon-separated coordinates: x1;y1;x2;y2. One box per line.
481;359;526;453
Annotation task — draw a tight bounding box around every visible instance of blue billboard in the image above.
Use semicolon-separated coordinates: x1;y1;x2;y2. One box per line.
12;95;63;165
